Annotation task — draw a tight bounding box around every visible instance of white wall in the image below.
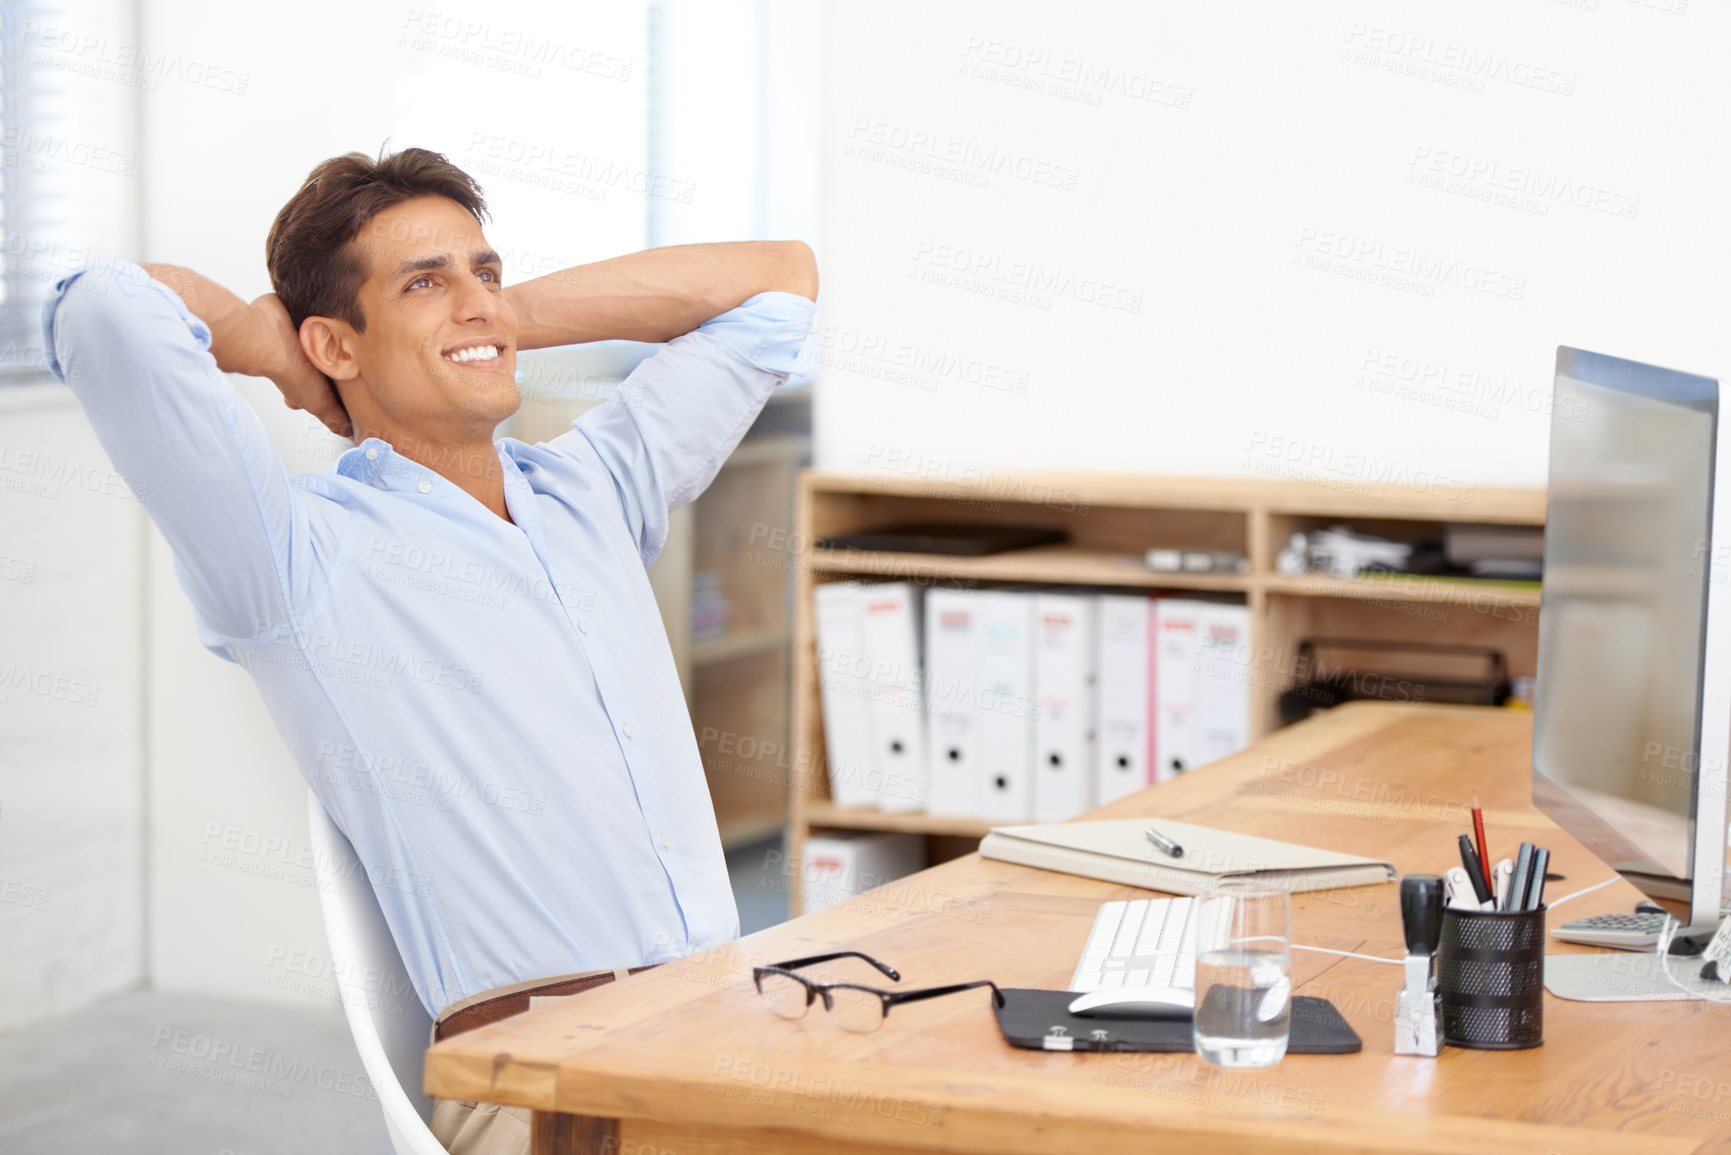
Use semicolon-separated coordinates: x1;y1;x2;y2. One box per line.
815;0;1730;494
136;0;650;1004
0;0;143;1034
0;390;145;1033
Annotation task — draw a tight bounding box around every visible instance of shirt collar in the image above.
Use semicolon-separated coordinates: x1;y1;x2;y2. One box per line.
335;437;528;509
335;437;450;493
336;437;396;484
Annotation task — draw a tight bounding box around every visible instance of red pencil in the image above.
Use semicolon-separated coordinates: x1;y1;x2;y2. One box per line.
1472;789;1493;893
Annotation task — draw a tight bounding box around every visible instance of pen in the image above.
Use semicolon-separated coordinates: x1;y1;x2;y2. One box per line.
1493;859;1513;910
1508;843;1535;913
1144;826;1184;859
1457;834;1492;905
1525;847;1550;911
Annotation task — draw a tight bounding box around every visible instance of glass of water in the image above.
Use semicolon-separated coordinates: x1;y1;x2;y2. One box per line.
1192;879;1292;1067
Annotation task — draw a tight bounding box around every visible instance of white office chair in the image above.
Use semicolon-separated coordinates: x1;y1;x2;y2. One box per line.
307;790;449;1155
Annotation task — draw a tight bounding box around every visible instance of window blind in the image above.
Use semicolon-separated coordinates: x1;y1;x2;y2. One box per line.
0;0;55;375
0;0;135;381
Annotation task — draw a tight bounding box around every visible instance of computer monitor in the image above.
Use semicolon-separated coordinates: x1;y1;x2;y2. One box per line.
1533;346;1731;939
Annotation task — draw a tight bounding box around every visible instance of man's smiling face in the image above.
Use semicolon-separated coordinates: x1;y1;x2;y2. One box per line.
341;194;520;443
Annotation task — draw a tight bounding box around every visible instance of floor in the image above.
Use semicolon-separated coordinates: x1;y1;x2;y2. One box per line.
0;990;392;1155
0;834;789;1154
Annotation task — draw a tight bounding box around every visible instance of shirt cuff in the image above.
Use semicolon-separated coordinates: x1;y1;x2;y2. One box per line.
696;290;817;378
41;258;213;383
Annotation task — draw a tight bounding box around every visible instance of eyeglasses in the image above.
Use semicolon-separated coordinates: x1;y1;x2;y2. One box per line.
752;951;1004;1034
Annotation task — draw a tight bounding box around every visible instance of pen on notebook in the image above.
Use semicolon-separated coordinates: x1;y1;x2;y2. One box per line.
1144;826;1184;859
1471;790;1493;894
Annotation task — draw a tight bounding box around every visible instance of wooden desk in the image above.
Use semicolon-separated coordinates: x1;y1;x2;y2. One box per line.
425;704;1727;1154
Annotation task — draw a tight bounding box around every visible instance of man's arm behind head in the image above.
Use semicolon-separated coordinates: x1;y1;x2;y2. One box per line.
506;240;819;351
141;263;352;439
48;260;331;647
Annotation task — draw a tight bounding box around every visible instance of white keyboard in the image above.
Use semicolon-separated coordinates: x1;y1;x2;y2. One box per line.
1551;912;1668;951
1068;898;1198;993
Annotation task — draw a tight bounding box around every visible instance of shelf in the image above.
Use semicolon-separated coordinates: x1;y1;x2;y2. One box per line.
805;801;993;839
1261;573;1543;607
807;545;1252;591
802;469;1547;523
691;627;791;666
806;547;1541;606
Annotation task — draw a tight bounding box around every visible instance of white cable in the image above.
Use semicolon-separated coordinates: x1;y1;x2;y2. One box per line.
1657;916;1731;1004
1286;875;1626;969
1291;943;1403;966
1545;875;1619;909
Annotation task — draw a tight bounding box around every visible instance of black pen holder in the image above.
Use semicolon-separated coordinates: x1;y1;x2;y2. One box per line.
1436;905;1545;1050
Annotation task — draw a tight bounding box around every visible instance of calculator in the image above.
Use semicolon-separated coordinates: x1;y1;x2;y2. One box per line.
1551;911;1668;951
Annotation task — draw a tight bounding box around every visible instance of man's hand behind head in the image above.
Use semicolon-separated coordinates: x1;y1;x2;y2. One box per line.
252;292;352;439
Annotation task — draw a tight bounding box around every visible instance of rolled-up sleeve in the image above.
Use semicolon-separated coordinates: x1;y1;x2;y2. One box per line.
555;290;817;567
43;259;319;650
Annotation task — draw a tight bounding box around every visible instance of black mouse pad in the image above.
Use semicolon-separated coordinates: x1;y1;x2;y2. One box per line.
994;989;1362;1053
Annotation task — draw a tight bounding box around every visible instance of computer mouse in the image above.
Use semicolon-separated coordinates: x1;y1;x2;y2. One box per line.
1066;987;1195;1018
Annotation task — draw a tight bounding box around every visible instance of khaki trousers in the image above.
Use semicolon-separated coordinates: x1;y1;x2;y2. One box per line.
428;967;641;1155
430;1096;532;1155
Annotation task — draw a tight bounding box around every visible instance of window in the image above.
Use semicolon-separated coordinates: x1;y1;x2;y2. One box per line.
502;0;821;405
0;0;138;379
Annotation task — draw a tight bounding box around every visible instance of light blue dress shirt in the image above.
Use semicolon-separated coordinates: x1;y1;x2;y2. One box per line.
43;258;817;1017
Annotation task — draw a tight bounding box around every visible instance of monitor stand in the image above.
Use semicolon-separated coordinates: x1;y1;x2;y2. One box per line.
1546;952;1716;1002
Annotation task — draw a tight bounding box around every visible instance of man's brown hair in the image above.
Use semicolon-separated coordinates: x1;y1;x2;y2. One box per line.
265;146;490;333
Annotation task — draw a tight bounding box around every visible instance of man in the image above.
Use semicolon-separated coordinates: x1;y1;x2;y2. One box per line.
44;146;818;1153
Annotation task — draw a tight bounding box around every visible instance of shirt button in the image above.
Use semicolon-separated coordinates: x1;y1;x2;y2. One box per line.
417;480;432;494
623;724;634;739
659;835;670;850
365;447;378;461
577;621;588;635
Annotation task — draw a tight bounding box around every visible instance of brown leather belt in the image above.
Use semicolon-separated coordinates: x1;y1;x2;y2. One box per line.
433;965;660;1043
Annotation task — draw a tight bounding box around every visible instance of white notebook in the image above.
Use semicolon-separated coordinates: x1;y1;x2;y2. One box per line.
979;818;1396;895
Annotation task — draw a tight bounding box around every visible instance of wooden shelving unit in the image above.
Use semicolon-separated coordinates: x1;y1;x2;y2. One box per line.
804;801;992;838
682;406;810;847
788;470;1548;912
